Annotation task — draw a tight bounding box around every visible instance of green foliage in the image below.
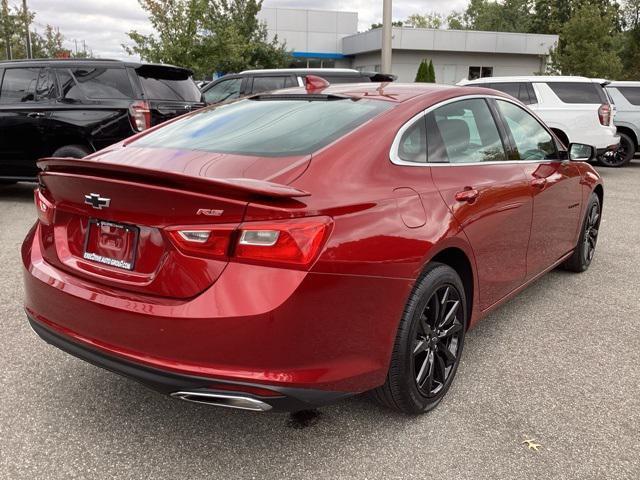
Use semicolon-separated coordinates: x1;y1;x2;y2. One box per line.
370;21;404;29
415;59;428;82
125;0;291;77
428;60;436;82
406;13;444;29
548;2;623;78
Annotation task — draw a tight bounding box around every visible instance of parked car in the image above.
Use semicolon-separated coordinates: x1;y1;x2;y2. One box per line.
604;81;640;166
458;76;621;166
24;80;603;414
0;58;204;182
201;68;396;105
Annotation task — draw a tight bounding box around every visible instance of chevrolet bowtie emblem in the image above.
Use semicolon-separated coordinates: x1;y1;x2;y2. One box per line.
84;193;111;210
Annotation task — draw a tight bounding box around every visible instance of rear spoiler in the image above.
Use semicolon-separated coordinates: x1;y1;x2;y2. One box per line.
37;157;311;199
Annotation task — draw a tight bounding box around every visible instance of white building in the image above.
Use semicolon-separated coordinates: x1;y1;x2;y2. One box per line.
257;7;558;84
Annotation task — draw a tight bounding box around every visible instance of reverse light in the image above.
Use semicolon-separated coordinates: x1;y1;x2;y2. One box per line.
34;188;54;225
129;100;151;132
598;104;611;126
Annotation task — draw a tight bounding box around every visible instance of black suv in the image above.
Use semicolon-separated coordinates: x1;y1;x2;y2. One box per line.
201;68;396;105
0;59;204;181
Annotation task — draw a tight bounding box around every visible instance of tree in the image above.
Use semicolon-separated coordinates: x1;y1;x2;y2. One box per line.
415;59;428;82
548;2;623;78
370;20;403;29
405;13;444;29
427;60;436;82
125;0;290;77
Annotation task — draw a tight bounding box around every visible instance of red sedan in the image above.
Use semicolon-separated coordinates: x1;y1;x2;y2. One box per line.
23;80;603;413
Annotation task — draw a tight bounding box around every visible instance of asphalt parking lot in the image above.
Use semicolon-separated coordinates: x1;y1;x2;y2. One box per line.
1;163;639;480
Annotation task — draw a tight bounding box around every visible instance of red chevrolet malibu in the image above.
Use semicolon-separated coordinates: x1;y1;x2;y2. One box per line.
23;80;603;413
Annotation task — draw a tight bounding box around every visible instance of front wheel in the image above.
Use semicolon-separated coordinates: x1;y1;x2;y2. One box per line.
563;193;601;272
372;263;467;414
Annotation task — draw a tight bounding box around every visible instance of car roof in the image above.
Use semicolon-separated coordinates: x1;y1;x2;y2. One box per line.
268;82;482;103
607;81;640;87
239;68;366;75
462;75;595;84
0;58;191;72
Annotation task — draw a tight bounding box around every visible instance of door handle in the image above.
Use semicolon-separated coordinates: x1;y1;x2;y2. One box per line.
27;112;45;118
530;178;547;189
455;188;479;203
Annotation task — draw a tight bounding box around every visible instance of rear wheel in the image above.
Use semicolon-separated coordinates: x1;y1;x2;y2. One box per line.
563;193;601;272
615;133;635;167
373;262;467;414
51;144;92;159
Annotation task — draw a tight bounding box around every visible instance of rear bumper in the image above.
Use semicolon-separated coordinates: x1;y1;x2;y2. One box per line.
28;316;351;412
23;223;411;400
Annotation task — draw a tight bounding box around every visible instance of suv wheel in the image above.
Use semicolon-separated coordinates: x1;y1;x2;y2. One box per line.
372;262;467;414
597;135;633;167
52;145;92;159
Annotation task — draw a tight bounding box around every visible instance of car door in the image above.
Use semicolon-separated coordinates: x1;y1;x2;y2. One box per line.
493;98;582;278
0;66;53;178
427;97;533;310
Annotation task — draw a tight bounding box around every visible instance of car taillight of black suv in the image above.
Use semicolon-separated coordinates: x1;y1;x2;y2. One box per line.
0;59;204;182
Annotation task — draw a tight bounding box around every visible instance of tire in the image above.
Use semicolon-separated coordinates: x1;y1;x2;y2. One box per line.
616;133;635;167
51;144;92;159
563;193;601;272
372;262;467;414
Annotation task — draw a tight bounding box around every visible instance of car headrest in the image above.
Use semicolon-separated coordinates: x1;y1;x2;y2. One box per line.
437;119;470;158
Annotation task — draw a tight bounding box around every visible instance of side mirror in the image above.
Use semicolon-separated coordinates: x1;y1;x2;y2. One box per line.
568;143;595;161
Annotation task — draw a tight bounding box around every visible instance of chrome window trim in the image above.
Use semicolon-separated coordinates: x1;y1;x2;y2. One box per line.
389;94;562;167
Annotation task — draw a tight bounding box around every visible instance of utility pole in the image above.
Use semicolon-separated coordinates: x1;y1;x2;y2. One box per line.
22;0;32;59
381;0;392;74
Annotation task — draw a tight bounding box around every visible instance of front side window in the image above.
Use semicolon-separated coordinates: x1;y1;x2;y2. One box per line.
428;98;506;163
0;68;39;104
203;78;242;104
70;68;133;99
496;100;558;160
133;98;392;157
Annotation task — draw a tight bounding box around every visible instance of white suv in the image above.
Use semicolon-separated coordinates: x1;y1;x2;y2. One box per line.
458;76;620;166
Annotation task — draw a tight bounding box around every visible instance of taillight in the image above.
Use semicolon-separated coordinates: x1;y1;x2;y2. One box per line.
166;226;235;260
598;104;611;126
34;188;54;225
129;100;151;131
166;217;333;269
234;217;332;269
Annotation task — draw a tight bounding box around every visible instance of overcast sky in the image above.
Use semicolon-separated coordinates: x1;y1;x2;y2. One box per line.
24;0;469;60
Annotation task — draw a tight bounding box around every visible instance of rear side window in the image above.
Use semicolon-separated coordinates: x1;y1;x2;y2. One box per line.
133;98;392;157
546;82;607;104
482;82;537;105
251;76;296;94
71;68;133;99
617;87;640;106
136;66;201;102
55;68;84;101
428;98;506;163
397;117;427;163
0;68;39;103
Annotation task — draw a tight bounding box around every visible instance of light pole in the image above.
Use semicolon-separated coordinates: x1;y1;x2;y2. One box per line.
23;0;32;59
381;0;392;74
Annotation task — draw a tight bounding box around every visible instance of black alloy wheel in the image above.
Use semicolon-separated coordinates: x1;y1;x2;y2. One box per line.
412;285;463;398
563;193;601;272
372;262;467;414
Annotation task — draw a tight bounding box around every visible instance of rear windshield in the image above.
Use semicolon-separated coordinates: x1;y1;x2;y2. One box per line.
136;66;201;102
70;67;133;99
617;87;640;106
545;82;607;104
133;98;391;156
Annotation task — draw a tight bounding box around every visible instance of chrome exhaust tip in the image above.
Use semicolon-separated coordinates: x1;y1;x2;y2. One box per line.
170;391;273;412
